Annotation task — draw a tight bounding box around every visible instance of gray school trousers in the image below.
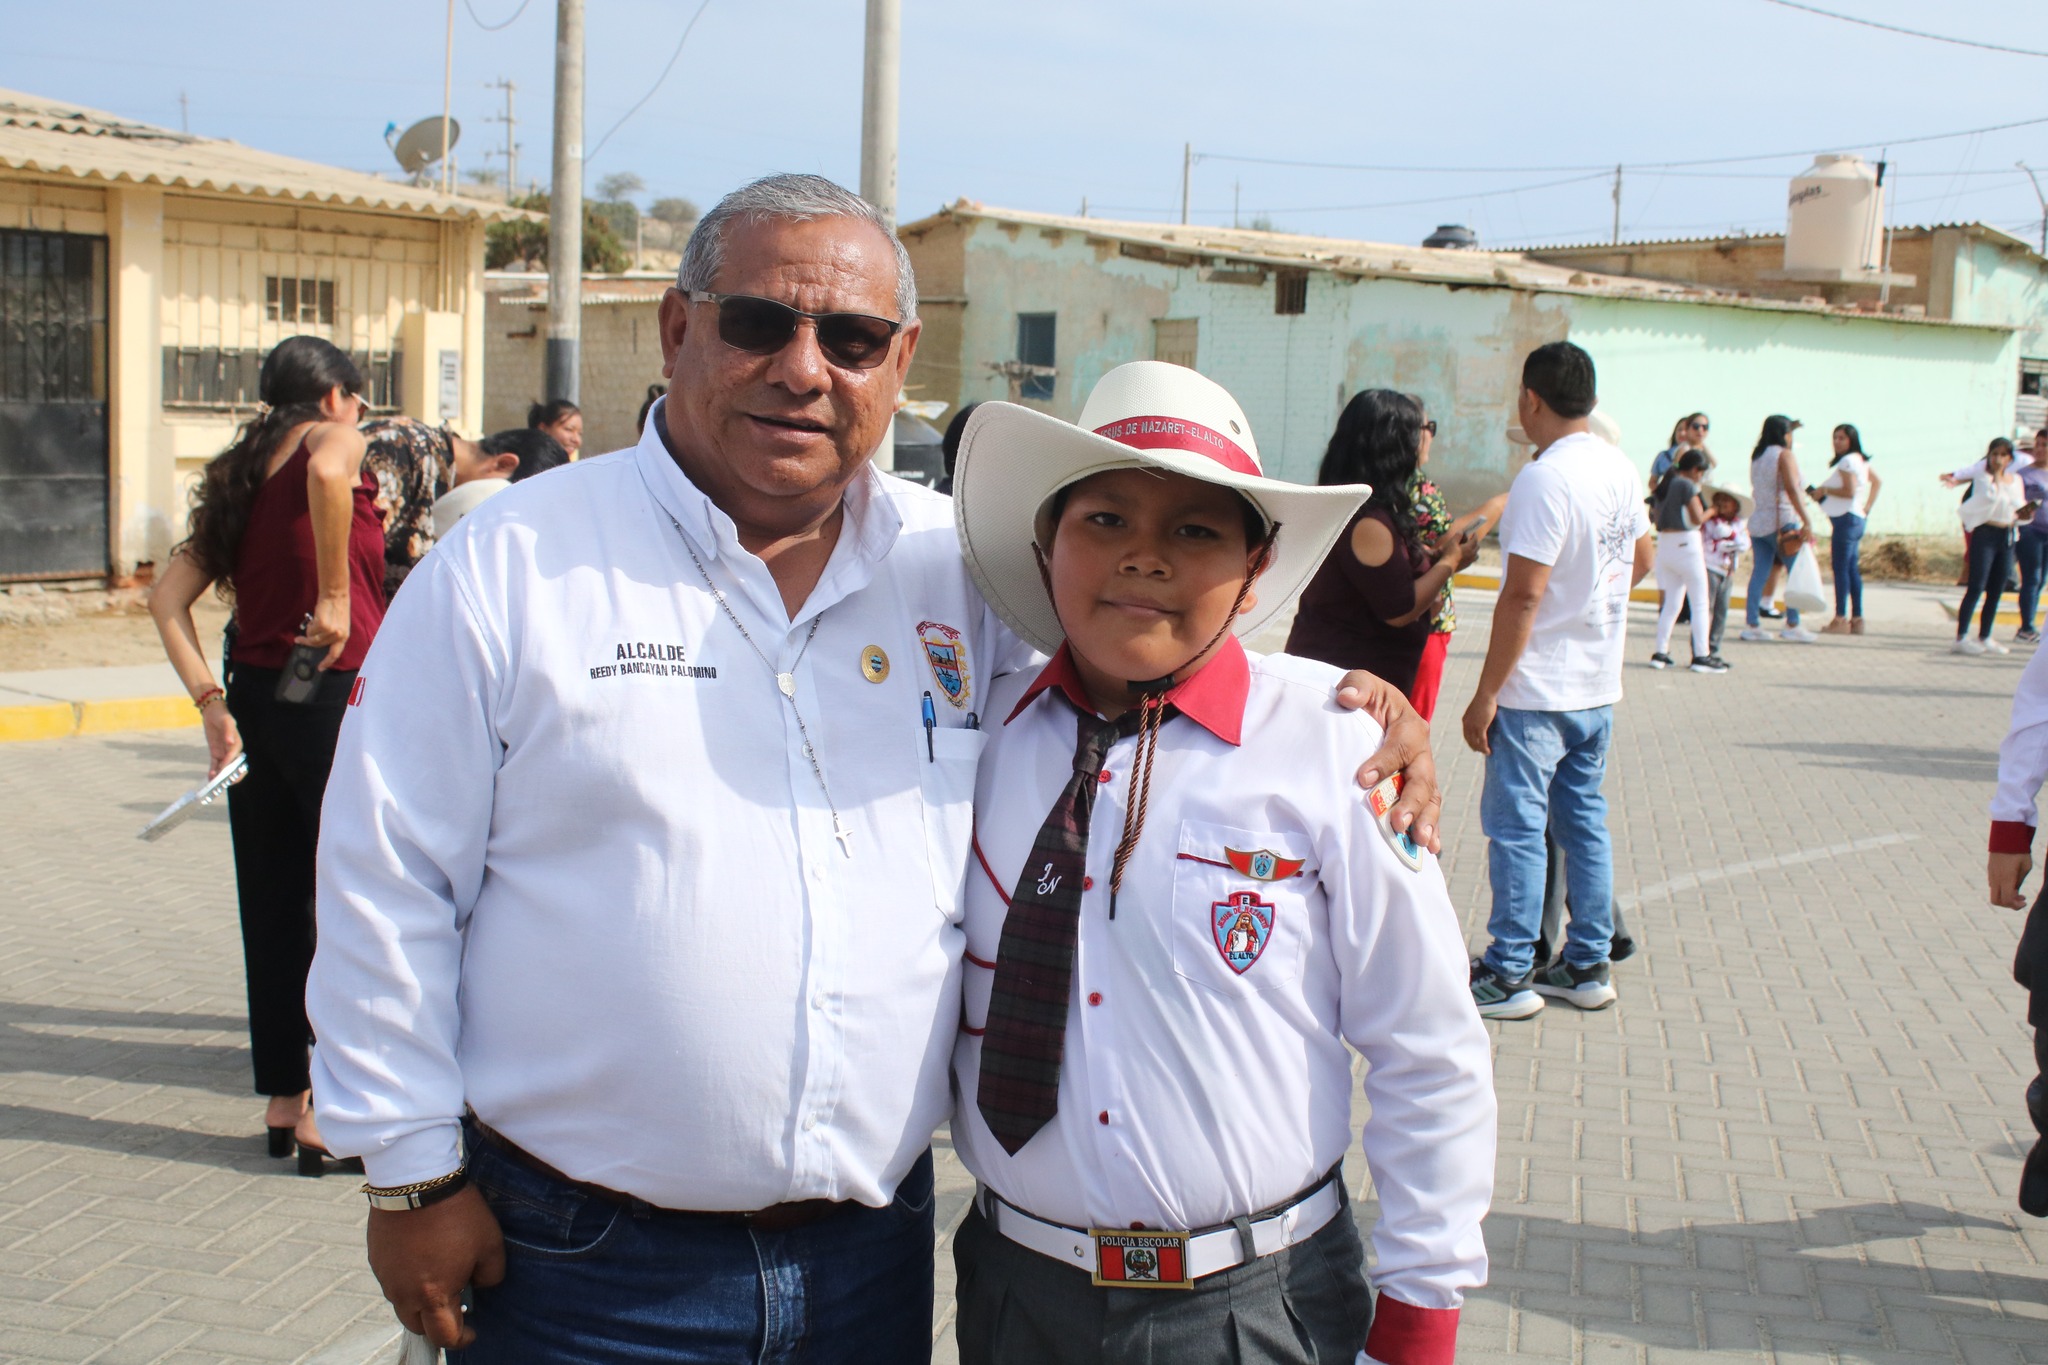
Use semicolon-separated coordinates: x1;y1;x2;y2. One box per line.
952;1195;1372;1365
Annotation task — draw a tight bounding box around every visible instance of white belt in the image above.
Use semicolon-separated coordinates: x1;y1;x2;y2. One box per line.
977;1174;1343;1289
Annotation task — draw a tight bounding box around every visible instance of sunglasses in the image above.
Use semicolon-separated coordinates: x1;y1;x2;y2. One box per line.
687;291;902;370
1421;420;1438;436
1689;420;1710;431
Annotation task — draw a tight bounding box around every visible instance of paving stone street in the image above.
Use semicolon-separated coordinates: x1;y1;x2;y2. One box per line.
1;582;2044;1363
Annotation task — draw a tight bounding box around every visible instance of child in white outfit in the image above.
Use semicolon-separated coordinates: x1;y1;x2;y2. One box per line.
1701;489;1752;659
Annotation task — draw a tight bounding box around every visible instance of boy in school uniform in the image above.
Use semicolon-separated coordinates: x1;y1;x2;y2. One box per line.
946;362;1496;1365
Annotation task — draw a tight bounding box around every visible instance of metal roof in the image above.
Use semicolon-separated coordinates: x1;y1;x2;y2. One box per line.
901;201;2013;329
0;88;527;222
1520;221;2040;260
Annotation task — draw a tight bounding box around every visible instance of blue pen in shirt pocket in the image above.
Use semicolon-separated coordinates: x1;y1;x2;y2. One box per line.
922;690;937;762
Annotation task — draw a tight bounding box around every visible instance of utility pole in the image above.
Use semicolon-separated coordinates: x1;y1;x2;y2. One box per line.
1181;143;1192;225
440;0;456;195
859;0;900;226
2021;161;2048;256
177;91;188;133
488;78;518;199
1610;164;1622;246
1233;180;1240;230
547;0;584;405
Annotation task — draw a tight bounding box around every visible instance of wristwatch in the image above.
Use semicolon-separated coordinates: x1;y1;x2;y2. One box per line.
362;1168;470;1212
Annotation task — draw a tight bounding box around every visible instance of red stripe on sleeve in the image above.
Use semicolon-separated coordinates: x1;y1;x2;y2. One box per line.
1991;820;2036;854
1363;1295;1459;1365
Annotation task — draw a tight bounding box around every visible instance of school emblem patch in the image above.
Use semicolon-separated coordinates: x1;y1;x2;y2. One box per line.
916;620;971;708
1224;847;1303;882
1211;890;1275;975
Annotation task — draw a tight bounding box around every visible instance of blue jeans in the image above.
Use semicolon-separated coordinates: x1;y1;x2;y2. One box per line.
1829;513;1866;617
449;1128;937;1364
2018;534;2048;632
1745;528;1800;628
1959;525;2015;642
1481;706;1616;981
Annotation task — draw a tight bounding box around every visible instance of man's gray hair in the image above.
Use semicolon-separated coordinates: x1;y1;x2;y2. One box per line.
677;174;917;323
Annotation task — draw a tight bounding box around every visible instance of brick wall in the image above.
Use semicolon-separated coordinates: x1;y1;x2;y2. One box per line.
483;296;667;454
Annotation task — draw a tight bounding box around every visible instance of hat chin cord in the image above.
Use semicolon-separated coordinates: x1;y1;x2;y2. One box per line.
1030;534;1279;917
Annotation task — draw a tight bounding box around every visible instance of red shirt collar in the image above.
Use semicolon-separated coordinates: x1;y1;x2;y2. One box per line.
1005;637;1249;746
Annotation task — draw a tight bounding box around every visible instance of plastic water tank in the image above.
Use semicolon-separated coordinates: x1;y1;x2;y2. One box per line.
1783;154;1884;277
1423;224;1478;250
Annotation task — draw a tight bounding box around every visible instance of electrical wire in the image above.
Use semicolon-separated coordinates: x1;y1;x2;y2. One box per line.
586;0;716;165
462;0;532;32
1758;0;2048;59
1193;113;2048;177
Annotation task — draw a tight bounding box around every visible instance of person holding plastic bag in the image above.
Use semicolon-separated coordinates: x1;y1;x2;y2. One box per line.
1740;416;1818;643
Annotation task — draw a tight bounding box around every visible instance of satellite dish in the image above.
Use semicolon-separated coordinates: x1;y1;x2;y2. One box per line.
391;117;461;176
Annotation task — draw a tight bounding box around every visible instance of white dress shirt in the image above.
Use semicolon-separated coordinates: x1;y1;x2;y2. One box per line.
1992;641;2048;851
952;640;1495;1317
309;420;1033;1208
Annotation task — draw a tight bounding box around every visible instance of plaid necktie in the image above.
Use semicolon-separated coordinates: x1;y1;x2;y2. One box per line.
977;704;1149;1155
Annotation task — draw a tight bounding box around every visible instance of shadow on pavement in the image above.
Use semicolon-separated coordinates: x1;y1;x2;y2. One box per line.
0;997;249;1096
1744;740;1999;784
1481;1201;2038;1358
0;1101;290;1175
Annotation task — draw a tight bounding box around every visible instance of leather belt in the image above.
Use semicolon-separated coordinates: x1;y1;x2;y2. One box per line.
978;1169;1344;1288
466;1117;849;1232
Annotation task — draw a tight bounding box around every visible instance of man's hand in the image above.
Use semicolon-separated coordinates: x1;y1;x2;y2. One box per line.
367;1185;506;1350
1990;851;2033;910
1334;671;1442;853
1462;691;1497;755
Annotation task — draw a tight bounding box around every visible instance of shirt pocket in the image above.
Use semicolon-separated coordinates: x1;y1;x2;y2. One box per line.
919;726;988;915
1169;820;1314;998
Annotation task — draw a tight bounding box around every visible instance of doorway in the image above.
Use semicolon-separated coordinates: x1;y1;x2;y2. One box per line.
0;228;109;579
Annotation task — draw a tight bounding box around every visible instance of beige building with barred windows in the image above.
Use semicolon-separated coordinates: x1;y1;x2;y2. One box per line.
0;88;524;581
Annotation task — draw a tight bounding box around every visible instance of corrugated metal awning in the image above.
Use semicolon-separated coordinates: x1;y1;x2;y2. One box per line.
0;88;528;222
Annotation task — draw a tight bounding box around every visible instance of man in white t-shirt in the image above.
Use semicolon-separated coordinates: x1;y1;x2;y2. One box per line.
1461;342;1655;1020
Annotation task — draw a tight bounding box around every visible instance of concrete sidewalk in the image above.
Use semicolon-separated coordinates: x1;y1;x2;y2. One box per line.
0;664;197;744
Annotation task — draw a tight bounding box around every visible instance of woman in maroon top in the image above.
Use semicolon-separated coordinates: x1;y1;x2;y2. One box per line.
1286;390;1480;720
148;336;384;1174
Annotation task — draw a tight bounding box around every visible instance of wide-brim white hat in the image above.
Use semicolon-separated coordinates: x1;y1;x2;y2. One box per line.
953;361;1371;656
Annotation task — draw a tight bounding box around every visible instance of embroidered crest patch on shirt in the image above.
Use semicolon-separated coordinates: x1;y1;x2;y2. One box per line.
1212;890;1275;975
1224;847;1304;882
916;620;971;708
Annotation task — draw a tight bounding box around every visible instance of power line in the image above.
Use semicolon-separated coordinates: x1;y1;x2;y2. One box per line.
462;0;532;31
1193;112;2048;178
586;0;715;165
1758;0;2048;59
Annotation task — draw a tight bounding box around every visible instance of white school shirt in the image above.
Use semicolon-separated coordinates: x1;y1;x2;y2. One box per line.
308;421;1035;1207
1817;454;1870;519
952;641;1496;1321
1701;514;1751;578
1495;430;1652;713
1992;641;2048;851
1952;450;2036;481
1961;470;2027;532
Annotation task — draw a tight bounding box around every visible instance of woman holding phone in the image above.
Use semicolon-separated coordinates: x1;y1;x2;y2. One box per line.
148;336;385;1174
1288;390;1491;718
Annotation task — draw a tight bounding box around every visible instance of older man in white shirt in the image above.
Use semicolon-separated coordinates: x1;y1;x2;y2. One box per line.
308;174;1443;1362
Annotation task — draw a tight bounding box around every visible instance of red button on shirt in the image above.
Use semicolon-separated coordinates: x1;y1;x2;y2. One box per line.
1097;770;1113;784
1087;992;1102;1006
1098;1111;1109;1125
1082;876;1094;890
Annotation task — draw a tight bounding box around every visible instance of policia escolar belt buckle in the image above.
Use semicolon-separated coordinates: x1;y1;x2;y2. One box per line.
1089;1228;1194;1289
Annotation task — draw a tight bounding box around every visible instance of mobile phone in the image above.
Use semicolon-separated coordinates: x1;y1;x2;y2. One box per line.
275;612;322;704
1462;516;1490;542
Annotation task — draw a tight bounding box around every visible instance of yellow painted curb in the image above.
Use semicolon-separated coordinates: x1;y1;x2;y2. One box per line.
0;703;82;743
0;696;199;744
76;697;201;735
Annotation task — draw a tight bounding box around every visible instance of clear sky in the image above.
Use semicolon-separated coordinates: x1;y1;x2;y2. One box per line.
7;0;2045;251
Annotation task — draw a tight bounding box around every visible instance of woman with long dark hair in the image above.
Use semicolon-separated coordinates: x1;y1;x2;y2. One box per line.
1286;390;1482;719
1955;437;2028;655
528;397;583;457
1741;415;1818;643
148;336;386;1174
1810;423;1881;633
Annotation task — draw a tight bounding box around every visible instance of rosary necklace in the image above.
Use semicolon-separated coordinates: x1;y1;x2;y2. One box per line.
674;520;853;857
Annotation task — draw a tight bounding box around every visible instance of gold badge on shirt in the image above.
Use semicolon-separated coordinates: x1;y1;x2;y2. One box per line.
859;645;890;683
